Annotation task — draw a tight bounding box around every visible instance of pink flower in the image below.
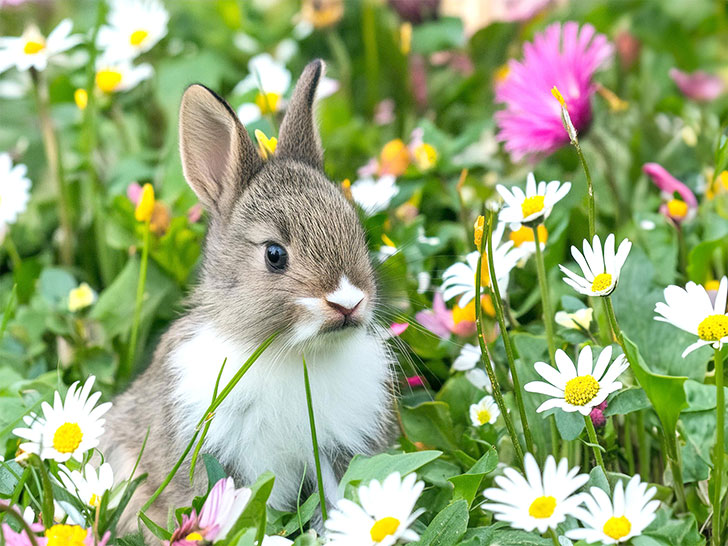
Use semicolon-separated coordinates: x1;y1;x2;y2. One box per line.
126;182;143;206
406;375;425;388
495;22;613;162
390;322;409;336
187;203;203;223
589;400;607;428
167;512;200;546
643;163;697;223
669;68;725;102
415;292;475;338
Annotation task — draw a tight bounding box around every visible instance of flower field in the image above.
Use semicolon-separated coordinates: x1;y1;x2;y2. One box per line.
1;0;727;545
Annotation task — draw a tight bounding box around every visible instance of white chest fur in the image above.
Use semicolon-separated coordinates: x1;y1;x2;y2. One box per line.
169;325;392;508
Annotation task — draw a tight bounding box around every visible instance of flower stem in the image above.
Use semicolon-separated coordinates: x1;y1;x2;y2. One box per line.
623;412;636;475
4;235;22;272
303;356;328;522
532;225;557;367
584;415;606;473
712;347;725;546
572;138;595;239
547;527;560;546
486;212;534;454
31;68;73;265
475;222;524;468
124;220;150;382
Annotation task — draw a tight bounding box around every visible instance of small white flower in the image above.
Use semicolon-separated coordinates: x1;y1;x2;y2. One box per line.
95;58;153;93
441;222;523;306
453;343;481;371
482;453;588;534
350;175;398;215
0;152;31;227
555;308;594;331
13;376;112;463
640;220;656;231
654;276;728;357
0;19;81;73
234;53;292;124
325;472;424;546
469;395;499;426
525;346;628;416
496;173;571;229
97;0;169;62
58;463;115;508
559;234;632;297
465;368;492;392
567;475;659;544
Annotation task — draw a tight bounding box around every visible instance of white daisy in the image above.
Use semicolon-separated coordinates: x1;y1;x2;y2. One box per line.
453;343;481;371
654;276;728;357
469;395;499;426
555;308;594;331
350;175;399;215
13;376;112;463
325;472;424;546
58;463;115;509
441;223;522;305
524;346;628;416
482;453;588;534
496;173;571;229
94;57;153;94
97;0;169;62
0;152;31;227
566;475;659;544
0;19;81;73
559;234;632;297
507;224;548;262
234;53;292;124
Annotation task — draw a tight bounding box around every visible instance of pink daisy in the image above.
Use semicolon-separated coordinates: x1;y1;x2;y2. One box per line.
495;22;613;162
669;68;725;102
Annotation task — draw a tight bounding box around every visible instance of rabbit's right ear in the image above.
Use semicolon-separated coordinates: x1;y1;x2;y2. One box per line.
179;84;263;216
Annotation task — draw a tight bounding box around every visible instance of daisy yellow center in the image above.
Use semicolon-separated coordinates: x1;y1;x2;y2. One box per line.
96;69;123;93
521;195;545;218
667;198;688;219
53;422;83;453
185;532;203;541
564;375;600;406
494;64;510;83
370;517;400;542
591;273;613;293
255;92;281;115
452;300;475;324
477;408;491;425
510;224;548;247
24;39;45;54
528;496;556;519
45;524;87;546
129;29;149;46
697;314;728;342
603;516;631;540
89;493;100;507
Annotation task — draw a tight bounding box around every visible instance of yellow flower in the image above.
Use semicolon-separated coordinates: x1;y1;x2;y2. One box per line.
341;178;353;201
95;68;123;93
400;22;412;55
379;139;410;176
45;524;87;546
255;129;277;160
473;215;484;249
301;0;344;29
135;183;155;222
706;170;728;199
74;88;88;111
68;283;96;312
413;142;437;171
509;224;548;248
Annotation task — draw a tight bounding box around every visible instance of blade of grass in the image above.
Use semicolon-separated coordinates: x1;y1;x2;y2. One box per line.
302;356;327;522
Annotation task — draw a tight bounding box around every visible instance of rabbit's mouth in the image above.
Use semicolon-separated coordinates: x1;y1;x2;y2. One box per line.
319;314;364;335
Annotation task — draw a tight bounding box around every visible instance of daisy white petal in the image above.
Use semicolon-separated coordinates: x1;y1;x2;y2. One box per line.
561;234;631;297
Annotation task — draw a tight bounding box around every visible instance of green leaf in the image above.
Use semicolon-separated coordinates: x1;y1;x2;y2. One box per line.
411;17;465;55
138;510;172;540
554;410;585;440
37;268;76;309
448;446;497;507
222;472;275;543
401;401;458;451
604;388;651;416
203;454;227;491
416;499;469;546
339;451;441;493
622;336;688;448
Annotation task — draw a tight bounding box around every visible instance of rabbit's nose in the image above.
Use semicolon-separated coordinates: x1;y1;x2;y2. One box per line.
326;298;363;317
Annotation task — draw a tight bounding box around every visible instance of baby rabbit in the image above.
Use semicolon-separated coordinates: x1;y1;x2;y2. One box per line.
101;60;396;536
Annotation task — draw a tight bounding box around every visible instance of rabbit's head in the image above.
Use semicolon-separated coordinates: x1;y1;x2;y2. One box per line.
179;60;376;348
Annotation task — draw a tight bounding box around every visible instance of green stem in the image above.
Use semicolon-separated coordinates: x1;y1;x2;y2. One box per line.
361;0;379;114
4;235;22;271
623;413;636;475
547;527;560;546
303;356;328;521
713;347;724;546
189;358;227;484
31;68;73;265
124;220;150;382
476;220;524;467
572;139;595;239
584;415;606;473
532;225;557;366
486;212;534;454
636;410;650;481
140;333;277;515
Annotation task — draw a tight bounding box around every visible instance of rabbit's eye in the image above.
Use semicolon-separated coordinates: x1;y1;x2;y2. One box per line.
265;243;288;272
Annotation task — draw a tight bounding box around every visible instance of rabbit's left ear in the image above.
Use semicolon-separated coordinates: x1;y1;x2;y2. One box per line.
276;59;324;170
